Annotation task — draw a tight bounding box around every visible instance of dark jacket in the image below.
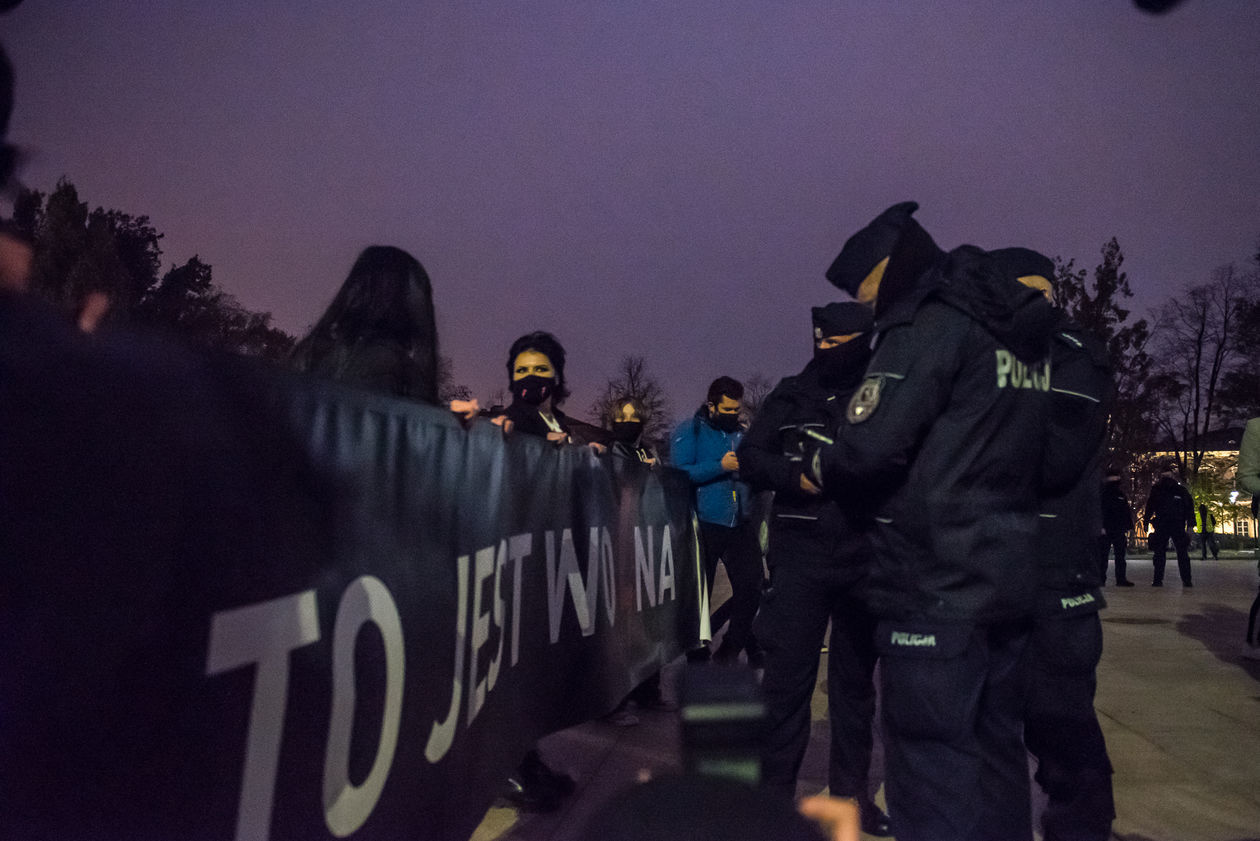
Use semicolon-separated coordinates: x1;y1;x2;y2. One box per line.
1100;481;1134;534
1144;477;1195;532
739;356;870;568
817;246;1065;623
670;408;751;526
503;402;608;446
610;440;658;465
1033;317;1112;617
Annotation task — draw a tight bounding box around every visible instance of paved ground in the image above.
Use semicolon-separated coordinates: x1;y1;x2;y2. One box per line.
472;554;1260;841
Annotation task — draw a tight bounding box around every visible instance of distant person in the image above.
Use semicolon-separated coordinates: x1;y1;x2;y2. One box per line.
291;245;439;402
1239;417;1260;659
671;376;763;665
1099;468;1135;586
1144;466;1196;588
1198;503;1219;560
737;301;890;836
994;247;1117;841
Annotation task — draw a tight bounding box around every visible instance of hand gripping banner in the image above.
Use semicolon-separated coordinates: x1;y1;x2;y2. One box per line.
0;296;703;841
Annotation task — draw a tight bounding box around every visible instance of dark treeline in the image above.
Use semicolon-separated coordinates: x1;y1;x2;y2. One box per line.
1054;236;1260;523
7;179;294;359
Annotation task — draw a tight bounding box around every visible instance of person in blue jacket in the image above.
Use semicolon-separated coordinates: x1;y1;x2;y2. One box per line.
671;376;763;664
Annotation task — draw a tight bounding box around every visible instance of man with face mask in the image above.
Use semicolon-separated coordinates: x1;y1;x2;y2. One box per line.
737;301;891;836
670;376;762;665
807;203;1063;841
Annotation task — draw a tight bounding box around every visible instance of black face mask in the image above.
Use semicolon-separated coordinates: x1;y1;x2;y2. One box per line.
511;375;554;406
611;420;643;443
710;411;741;433
814;341;871;387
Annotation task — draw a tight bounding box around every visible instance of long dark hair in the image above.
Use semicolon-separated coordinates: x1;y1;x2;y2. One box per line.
506;330;570;404
292;245;439;403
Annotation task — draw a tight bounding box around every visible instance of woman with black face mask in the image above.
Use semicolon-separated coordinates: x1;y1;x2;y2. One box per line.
495;331;606;811
500;330;606;447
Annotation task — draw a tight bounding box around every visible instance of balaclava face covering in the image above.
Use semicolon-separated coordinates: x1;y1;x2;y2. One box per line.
811;301;875;387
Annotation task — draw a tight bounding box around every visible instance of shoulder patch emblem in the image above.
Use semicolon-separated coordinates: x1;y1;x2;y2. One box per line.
847;375;883;424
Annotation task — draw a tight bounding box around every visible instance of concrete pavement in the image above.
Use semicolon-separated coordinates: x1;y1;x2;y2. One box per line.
472;555;1260;841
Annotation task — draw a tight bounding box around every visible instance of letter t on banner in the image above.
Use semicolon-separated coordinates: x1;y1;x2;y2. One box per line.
206;591;321;841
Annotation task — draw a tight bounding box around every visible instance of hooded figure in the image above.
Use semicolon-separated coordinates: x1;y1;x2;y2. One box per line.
809;203;1060;841
990;246;1118;841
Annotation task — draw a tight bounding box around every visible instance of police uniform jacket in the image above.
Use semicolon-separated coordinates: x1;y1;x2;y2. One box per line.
738;357;870;571
1100;482;1134;534
817;247;1070;624
1034;316;1112;618
1144;477;1195;532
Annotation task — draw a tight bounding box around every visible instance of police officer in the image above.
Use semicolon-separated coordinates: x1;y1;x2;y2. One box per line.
808;203;1067;841
993;247;1117;841
1144;467;1196;587
1099;468;1136;586
737;302;891;837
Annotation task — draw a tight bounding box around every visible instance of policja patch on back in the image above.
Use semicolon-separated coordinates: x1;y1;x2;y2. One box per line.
847;374;883;423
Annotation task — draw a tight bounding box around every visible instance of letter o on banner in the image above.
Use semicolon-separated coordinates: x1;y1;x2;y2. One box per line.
323;576;406;837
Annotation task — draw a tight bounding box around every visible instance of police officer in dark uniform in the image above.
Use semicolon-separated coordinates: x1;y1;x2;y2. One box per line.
1099;468;1136;586
807;203;1067;841
737;302;891;837
1144;468;1196;587
992;247;1117;841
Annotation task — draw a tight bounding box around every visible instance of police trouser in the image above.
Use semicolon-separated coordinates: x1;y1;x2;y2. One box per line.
1150;528;1192;584
1025;610;1115;841
699;520;762;653
877;619;1032;841
1096;531;1127;583
755;559;876;803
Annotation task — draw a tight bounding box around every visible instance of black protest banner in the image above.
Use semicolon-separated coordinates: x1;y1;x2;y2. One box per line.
0;295;703;841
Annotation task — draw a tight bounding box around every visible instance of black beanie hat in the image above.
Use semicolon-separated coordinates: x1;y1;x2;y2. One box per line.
989;247;1055;286
826;201;925;295
811;301;874;340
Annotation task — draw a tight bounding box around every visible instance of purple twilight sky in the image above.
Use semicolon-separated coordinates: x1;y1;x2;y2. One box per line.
5;1;1260;422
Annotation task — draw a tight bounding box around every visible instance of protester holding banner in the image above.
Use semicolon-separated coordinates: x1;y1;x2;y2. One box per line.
606;395;660;467
500;330;607;449
290;245;440;403
494;329;593;809
601;395;677;726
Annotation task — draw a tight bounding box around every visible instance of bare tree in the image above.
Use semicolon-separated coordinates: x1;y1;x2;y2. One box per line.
741;373;775;421
588;355;672;447
1148;263;1260;484
436;355;473;403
